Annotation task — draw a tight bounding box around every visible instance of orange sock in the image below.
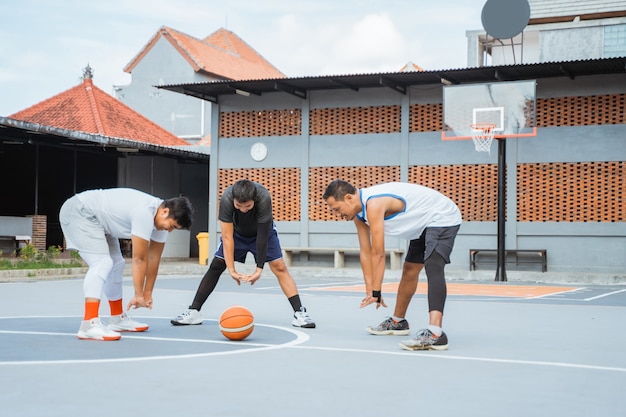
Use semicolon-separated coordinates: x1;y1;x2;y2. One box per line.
109;299;124;316
84;301;100;321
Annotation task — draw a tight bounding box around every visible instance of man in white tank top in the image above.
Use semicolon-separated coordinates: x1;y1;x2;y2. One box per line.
323;180;461;351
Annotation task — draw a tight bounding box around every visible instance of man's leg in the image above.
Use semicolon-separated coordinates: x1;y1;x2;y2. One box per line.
103;236;149;332
424;251;447;328
268;258;298;299
393;261;423;318
171;257;226;325
77;251;121;340
190;257;227;310
268;259;316;328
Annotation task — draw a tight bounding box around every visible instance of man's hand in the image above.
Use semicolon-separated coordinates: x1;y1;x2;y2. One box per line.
127;295;152;310
360;293;387;309
240;268;262;285
229;270;246;286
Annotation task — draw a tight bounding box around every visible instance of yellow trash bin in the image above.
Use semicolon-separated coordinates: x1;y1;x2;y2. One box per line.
196;232;209;265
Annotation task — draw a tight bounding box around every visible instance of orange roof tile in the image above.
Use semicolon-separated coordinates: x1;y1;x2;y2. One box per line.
124;26;284;80
9;69;189;147
399;61;425;72
400;61;424;72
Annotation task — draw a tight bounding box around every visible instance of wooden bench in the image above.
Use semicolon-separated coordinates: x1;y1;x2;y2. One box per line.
469;249;547;272
282;247;404;270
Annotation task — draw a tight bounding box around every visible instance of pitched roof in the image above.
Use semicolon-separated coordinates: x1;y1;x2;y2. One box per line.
124;26;285;80
399;61;425;72
9;67;189;147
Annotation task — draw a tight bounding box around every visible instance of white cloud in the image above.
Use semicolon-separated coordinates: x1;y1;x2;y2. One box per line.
0;0;488;115
327;13;407;74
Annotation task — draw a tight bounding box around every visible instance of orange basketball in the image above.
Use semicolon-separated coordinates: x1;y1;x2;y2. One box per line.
219;305;254;341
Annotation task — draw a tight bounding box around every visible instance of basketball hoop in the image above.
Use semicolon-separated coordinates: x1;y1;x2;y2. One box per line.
470;123;496;154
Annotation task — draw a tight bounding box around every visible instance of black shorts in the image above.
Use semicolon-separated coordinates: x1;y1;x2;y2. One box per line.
405;225;460;264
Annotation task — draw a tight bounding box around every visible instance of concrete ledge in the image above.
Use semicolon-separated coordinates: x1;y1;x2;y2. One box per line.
2;260;625;285
0;267;88;282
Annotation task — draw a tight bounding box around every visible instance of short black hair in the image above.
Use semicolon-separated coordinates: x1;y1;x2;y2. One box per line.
162;196;194;229
322;179;356;201
232;179;257;203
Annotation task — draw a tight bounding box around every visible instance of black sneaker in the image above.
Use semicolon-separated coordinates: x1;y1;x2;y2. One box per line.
399;329;449;351
366;317;410;335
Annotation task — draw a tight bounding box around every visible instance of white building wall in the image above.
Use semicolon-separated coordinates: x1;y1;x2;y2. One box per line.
114;37;213;143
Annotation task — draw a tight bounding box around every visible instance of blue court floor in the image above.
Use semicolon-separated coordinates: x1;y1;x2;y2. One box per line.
1;269;625;417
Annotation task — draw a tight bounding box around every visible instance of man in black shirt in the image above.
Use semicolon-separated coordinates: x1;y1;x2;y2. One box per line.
171;179;315;328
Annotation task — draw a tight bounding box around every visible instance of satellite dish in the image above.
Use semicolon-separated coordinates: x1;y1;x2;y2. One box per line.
481;0;531;39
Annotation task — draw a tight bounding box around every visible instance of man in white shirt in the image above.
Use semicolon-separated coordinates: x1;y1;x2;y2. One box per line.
323;180;461;351
59;188;193;341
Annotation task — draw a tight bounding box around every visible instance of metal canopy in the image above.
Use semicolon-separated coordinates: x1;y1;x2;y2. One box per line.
0;117;209;162
158;57;626;103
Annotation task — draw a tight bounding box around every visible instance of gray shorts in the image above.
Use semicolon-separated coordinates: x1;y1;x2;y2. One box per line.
405;225;460;264
59;196;116;254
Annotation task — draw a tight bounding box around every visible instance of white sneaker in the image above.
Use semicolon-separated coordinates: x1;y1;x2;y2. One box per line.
107;312;149;332
170;309;203;325
77;318;121;341
292;307;316;328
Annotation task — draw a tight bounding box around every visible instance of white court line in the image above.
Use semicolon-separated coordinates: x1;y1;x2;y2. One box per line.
2;316;625;373
0;317;309;366
527;287;586;299
584;288;626;301
254;280;363;291
291;345;626;373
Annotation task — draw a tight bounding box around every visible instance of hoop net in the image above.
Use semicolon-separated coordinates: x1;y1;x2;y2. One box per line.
470;123;496;154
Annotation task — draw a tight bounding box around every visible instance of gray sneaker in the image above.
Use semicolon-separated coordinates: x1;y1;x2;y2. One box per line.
366;317;410;335
399;329;449;351
171;309;203;325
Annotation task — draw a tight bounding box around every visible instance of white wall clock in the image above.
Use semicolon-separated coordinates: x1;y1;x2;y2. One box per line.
250;142;268;161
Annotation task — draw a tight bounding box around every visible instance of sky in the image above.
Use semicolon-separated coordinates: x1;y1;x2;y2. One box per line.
0;0;490;116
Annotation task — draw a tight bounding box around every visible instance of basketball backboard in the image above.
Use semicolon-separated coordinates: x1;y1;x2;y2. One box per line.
442;80;537;140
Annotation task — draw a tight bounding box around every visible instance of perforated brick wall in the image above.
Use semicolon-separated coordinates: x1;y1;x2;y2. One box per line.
536;94;626;127
309;166;401;220
409;103;443;132
218;168;301;221
218;94;626;136
409;165;501;221
309;106;401;135
219;109;301;138
517;161;625;222
217;93;625;225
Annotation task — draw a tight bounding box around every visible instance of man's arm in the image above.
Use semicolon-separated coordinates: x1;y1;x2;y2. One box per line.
242;221;270;285
364;199;388;290
143;240;165;304
355;219;373;292
220;221;245;285
220;221;236;272
127;235;151;309
359;198;390;309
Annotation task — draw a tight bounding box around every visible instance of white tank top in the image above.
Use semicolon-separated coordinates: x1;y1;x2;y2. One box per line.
356;182;462;240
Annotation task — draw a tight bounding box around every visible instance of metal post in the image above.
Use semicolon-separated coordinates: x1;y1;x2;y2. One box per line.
495;138;507;282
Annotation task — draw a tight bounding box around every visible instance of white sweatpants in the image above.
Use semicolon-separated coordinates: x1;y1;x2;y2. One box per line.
79;236;126;300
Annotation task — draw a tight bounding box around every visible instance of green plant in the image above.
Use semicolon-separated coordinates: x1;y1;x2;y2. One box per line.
70;250;82;262
0;244;84;271
19;243;39;261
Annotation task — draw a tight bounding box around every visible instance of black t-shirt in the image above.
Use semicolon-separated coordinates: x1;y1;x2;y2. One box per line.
218;182;273;237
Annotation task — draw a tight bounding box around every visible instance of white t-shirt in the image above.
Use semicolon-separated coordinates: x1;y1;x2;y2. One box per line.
357;182;462;241
77;188;168;243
